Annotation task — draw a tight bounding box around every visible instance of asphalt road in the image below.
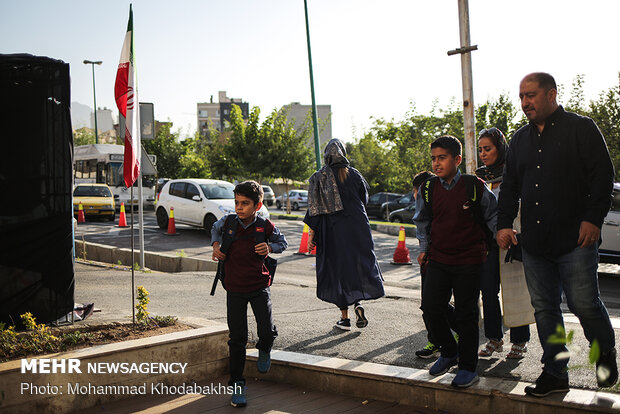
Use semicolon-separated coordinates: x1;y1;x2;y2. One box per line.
74;209;620;392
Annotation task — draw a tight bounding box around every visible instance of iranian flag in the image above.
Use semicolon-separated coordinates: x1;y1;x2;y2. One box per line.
114;5;140;188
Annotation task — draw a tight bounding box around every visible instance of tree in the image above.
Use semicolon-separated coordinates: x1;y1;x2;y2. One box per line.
269;109;315;213
588;73;620;180
142;122;184;179
73;127;95;146
177;135;210;178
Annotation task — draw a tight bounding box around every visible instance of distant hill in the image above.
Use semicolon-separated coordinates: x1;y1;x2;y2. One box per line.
71;101;91;129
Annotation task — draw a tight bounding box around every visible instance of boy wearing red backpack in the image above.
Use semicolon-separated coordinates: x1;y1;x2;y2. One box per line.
211;180;287;407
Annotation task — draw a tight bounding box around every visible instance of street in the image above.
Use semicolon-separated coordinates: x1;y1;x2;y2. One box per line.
74;209;620;392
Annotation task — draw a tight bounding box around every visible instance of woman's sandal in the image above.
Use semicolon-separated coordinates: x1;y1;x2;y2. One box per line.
506;343;528;359
478;339;504;357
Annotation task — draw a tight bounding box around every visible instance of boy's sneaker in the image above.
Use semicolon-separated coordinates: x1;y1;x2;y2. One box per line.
230;381;247;407
257;350;271;374
416;342;440;359
354;304;368;328
451;369;479;388
524;371;569;397
596;348;619;388
429;355;458;376
335;318;351;331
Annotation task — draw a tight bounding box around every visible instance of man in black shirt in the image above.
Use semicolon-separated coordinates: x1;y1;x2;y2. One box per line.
497;72;617;396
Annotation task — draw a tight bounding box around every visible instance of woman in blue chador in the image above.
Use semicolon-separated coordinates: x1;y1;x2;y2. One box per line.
304;139;384;331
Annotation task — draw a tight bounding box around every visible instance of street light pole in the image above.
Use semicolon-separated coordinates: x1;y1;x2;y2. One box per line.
83;60;103;144
303;0;322;171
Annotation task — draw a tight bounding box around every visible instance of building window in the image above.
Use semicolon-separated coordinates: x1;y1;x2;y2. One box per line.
198;110;208;117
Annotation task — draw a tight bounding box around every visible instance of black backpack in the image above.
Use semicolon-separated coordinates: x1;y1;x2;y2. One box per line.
419;174;493;245
210;214;277;295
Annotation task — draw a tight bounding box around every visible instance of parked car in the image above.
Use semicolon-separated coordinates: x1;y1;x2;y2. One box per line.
365;192;403;219
389;203;416;223
380;192;415;221
276;190;308;210
600;183;620;263
262;185;276;206
73;184;116;221
155;178;270;234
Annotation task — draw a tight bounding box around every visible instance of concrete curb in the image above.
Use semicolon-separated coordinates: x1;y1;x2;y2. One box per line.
76;241;218;273
0;319;229;414
247;349;620;414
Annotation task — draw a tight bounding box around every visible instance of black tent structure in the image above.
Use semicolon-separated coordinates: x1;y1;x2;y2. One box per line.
0;54;75;327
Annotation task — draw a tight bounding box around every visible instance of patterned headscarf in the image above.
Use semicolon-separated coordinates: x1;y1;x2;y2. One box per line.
307;139;349;216
475;127;508;183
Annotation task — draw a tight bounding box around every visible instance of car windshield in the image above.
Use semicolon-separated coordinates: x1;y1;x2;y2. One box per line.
262;186;273;193
200;183;235;199
73;186;112;197
298;190;308;196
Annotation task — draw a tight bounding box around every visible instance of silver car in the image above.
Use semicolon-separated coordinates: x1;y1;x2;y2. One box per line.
262;185;275;206
276;190;308;210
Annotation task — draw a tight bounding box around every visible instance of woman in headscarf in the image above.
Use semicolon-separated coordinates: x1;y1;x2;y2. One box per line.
476;127;530;359
304;139;385;331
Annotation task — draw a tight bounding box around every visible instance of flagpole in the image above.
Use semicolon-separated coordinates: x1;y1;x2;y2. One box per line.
130;186;136;325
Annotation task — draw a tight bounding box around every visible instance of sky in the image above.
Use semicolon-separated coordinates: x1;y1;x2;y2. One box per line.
2;0;620;142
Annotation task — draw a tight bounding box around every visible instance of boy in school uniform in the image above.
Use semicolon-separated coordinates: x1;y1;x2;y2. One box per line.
412;170;459;360
413;136;497;388
211;180;288;407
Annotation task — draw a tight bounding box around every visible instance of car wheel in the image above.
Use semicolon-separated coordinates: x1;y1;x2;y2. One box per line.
276;201;281;209
392;216;402;223
204;214;217;235
382;208;390;222
156;207;169;229
293;202;299;211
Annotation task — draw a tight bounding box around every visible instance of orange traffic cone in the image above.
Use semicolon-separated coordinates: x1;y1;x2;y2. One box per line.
77;201;85;223
391;226;412;265
295;224;310;255
309;244;316;256
117;202;129;227
167;206;177;235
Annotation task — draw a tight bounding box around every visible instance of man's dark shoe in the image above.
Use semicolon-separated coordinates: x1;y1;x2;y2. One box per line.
596;348;619;388
524;371;569;397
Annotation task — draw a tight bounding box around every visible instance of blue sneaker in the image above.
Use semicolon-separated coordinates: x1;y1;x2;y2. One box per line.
257;350;271;374
451;369;479;388
429;355;458;376
230;381;246;407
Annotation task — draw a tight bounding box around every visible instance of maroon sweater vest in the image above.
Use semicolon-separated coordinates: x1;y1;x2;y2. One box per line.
429;178;487;265
223;220;274;293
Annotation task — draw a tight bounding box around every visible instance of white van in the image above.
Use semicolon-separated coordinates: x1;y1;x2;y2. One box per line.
156;179;270;234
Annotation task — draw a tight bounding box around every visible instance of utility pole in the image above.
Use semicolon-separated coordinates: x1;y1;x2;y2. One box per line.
448;0;477;174
83;60;102;144
304;0;322;170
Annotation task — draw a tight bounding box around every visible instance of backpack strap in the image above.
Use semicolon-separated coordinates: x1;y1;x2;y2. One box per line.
420;176;437;212
462;174;493;242
220;214;238;254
